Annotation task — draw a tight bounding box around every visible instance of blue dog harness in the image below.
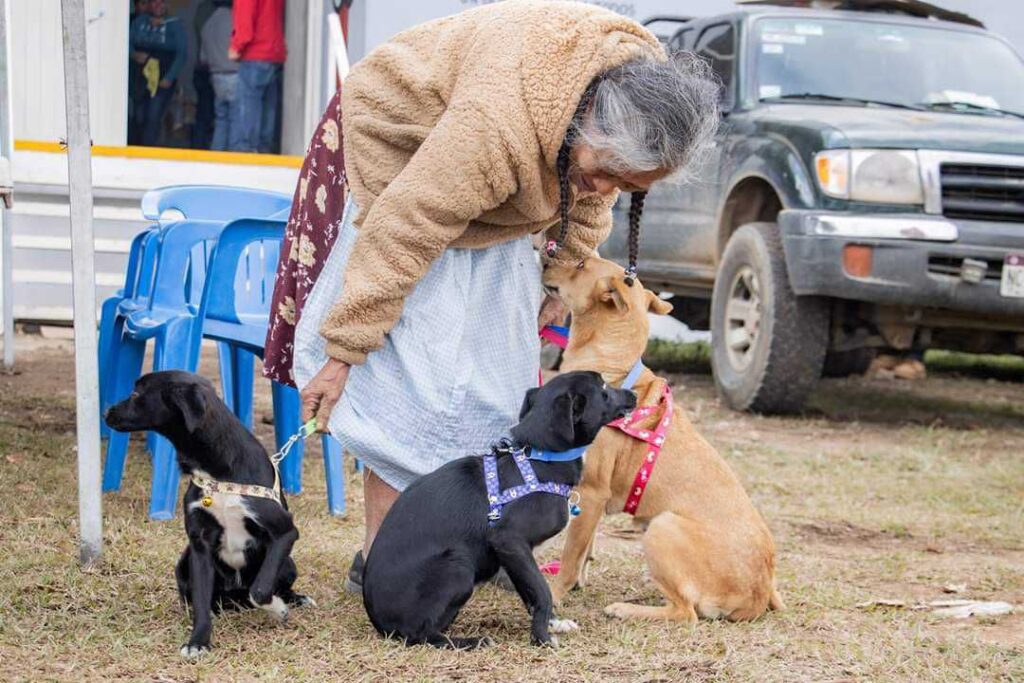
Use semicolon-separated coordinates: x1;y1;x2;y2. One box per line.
483;357;646;525
483;444;579;525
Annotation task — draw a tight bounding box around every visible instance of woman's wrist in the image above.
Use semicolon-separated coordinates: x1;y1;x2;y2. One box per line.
322;358;350;378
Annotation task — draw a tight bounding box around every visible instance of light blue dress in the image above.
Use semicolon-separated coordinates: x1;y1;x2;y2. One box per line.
294;199;543;490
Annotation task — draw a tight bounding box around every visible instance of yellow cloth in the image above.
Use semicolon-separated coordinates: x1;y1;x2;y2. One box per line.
321;0;664;365
143;57;160;97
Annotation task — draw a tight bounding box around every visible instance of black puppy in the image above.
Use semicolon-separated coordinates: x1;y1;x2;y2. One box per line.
362;371;636;648
105;371;312;658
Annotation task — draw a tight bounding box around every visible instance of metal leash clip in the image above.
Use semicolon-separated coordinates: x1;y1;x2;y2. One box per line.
270;418;318;466
568;490;582;517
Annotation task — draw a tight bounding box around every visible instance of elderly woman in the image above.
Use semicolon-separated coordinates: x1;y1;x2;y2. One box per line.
263;0;717;582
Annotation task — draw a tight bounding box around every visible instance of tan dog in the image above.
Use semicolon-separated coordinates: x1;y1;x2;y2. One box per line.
543;256;783;622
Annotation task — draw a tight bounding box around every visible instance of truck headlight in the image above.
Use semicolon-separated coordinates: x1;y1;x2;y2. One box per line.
815;150;924;204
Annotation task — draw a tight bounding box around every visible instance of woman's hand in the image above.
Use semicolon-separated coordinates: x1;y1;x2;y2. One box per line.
300;358;351;432
538;293;568;332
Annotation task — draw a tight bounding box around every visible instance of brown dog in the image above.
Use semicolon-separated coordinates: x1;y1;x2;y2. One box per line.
543;256;783;622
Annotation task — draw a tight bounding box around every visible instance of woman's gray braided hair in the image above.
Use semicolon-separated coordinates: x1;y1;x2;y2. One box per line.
552;52;720;285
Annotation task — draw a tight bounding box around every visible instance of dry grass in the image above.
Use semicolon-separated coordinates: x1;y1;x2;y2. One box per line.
0;342;1022;682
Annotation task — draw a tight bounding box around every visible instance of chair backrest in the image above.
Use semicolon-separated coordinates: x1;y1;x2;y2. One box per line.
146;220;228;314
120;228;156;296
141;185;292;222
194;218;286;355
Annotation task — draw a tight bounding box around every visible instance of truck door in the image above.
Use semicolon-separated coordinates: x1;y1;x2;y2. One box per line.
639;22;736;286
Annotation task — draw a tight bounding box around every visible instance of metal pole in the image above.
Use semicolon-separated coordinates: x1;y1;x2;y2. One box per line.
60;0;102;566
0;0;14;369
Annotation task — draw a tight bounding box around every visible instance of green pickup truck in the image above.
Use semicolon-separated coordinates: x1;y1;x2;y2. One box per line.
604;2;1024;413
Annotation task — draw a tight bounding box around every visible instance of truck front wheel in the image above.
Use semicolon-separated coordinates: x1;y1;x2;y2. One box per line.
710;222;828;413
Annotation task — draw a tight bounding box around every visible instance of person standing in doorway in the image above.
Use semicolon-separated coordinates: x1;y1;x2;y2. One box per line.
127;0;151;145
201;0;238;151
129;0;186;147
228;0;286;153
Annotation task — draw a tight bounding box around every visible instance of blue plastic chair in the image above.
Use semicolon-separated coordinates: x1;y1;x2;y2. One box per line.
181;217;346;517
102;219;227;518
98;227;158;437
99;186;292;434
140;185;292;223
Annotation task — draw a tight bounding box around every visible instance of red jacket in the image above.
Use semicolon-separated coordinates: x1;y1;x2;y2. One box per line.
231;0;286;63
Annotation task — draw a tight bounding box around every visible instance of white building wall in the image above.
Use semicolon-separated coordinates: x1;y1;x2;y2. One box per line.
11;0;127;146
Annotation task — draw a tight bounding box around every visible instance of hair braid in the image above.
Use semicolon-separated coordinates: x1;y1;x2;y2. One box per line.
624;190;646;286
547;85;598;258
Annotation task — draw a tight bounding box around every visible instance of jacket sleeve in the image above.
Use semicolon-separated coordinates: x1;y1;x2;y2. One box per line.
164;20;188;83
545;192;617;265
318;103;519;365
230;0;255;54
129;16;143;51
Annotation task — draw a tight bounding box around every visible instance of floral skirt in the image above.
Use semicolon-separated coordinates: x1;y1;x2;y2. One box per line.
263;91;346;386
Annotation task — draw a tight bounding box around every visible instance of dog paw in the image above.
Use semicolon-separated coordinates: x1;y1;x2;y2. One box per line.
531;633;558;649
250;594;289;622
548;617;579;633
179;644;208;660
295;594;317;608
604;602;633;620
249;586;273;606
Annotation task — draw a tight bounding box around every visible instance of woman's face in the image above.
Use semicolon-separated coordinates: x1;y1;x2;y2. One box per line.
570;144;671;197
149;0;166;18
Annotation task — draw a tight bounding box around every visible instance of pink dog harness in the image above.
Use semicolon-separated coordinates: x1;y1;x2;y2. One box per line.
539;325;674;516
607;383;673;515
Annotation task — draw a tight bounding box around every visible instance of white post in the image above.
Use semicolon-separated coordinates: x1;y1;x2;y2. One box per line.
60;0;102;566
0;0;14;369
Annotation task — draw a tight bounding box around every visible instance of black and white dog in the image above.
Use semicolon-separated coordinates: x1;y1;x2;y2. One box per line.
362;371;636;649
105;371;312;658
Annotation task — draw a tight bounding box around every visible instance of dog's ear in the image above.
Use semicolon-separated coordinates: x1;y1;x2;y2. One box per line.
518;387;540;420
597;276;631;314
549;393;576;446
170;383;208;433
646;290;673;315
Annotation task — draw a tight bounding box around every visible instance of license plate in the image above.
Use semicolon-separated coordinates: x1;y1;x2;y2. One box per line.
1001;254;1024;298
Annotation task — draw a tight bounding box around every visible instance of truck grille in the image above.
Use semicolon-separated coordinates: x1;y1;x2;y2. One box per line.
940;164;1024;222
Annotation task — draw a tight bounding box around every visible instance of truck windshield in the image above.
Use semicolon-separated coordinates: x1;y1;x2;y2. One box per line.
754;17;1024;117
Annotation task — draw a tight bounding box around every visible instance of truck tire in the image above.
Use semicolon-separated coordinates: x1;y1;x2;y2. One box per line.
710;222;828;413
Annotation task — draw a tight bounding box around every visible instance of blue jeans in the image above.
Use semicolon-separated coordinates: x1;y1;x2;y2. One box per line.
229;61;282;153
210;72;238;152
141;84;174;147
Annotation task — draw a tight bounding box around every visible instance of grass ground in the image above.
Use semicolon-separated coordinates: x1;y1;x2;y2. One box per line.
0;338;1021;682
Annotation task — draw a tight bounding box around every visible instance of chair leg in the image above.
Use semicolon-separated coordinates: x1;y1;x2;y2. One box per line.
102;335;147;493
97;297;122;439
217;342;236;414
272;381;303;495
149;434;181;520
145;318;197;516
232;347;255;430
321;434;346;516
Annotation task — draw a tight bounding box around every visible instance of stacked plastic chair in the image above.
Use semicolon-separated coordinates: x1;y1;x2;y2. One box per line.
99;186;346;520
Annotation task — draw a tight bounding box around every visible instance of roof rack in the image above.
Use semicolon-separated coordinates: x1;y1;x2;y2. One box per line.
735;0;984;28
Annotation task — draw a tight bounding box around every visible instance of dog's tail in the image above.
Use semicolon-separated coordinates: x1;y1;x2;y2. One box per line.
768;585;786;611
423;635;494;650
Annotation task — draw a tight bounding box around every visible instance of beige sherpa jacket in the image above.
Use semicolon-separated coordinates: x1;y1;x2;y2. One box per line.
322;0;664;364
